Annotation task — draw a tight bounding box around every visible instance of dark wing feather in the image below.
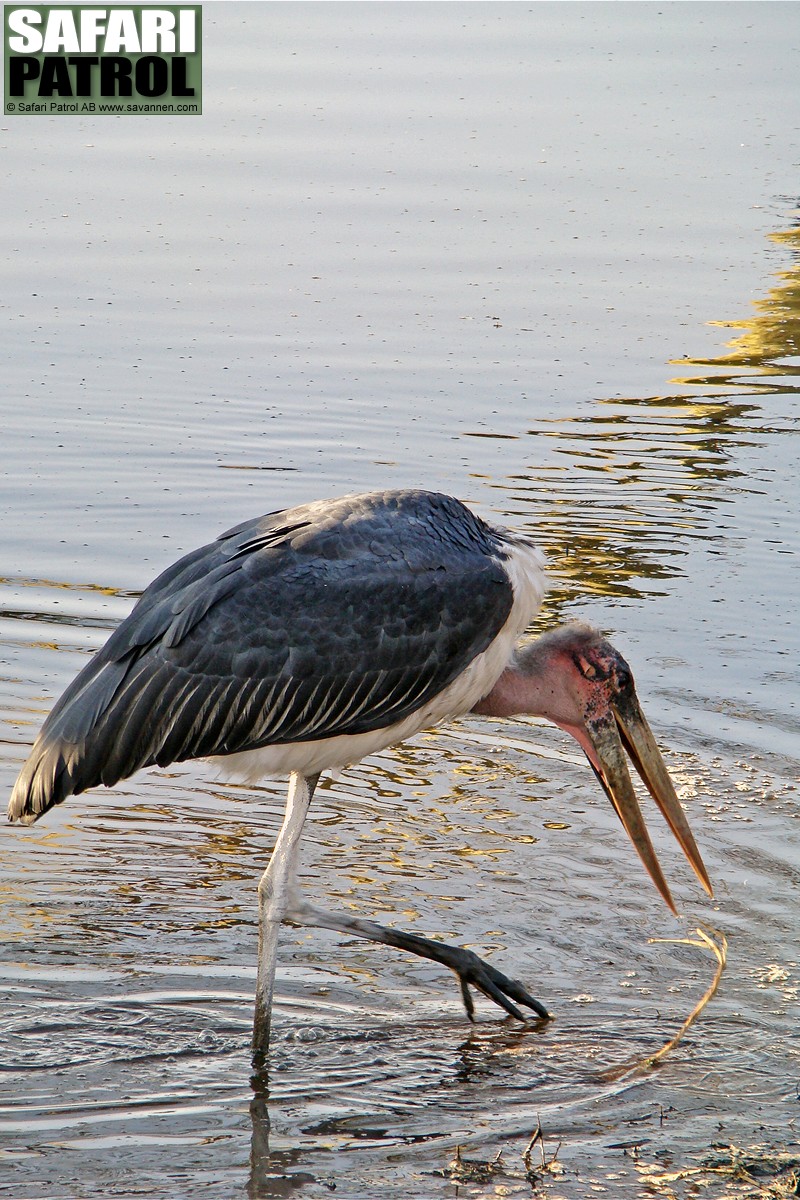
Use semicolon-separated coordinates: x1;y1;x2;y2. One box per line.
8;490;514;822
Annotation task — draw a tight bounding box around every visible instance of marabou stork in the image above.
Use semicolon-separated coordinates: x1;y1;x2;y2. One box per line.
8;489;712;1058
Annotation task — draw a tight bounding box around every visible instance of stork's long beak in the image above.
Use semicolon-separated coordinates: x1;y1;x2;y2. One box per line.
584;679;713;914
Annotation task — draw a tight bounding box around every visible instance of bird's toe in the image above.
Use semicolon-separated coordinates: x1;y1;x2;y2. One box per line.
451;948;550;1022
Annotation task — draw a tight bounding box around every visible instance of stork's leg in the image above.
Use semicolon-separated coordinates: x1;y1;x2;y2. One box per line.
286;898;550;1022
253;770;320;1062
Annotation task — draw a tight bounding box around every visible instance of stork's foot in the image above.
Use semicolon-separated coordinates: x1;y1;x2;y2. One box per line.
449;947;551;1022
384;931;550;1022
289;900;550;1022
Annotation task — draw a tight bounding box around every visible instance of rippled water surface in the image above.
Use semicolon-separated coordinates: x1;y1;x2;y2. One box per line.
2;5;798;1198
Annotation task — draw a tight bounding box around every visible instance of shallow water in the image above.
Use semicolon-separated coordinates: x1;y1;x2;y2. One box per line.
1;5;799;1197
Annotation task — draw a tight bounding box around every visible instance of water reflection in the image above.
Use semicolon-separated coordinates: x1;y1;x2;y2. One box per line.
673;215;800;379
489;214;800;614
248;1094;326;1199
5;219;798;627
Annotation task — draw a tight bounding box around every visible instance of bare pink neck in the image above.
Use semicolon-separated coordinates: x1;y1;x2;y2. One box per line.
469;633;591;737
471;662;552;720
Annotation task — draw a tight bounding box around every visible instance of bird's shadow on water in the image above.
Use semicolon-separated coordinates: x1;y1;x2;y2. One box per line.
247;1061;338;1198
242;1018;564;1198
240;992;753;1198
248;1090;327;1199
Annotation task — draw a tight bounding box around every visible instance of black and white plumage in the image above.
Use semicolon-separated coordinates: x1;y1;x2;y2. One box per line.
8;488;711;1063
10;491;543;815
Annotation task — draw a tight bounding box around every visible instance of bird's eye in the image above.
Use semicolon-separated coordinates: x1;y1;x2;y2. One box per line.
575;654;599;680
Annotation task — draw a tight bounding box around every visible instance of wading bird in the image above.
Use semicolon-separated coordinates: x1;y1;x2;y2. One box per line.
8;489;712;1060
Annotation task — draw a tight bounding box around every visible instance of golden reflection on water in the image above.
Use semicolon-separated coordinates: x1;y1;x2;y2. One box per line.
503;212;800;613
672;219;800;381
5;220;798;623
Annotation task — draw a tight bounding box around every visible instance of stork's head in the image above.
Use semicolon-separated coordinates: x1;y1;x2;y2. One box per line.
477;624;713;912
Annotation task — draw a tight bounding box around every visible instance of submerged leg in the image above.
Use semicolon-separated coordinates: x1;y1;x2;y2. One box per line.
252;770;320;1063
287;897;550;1022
